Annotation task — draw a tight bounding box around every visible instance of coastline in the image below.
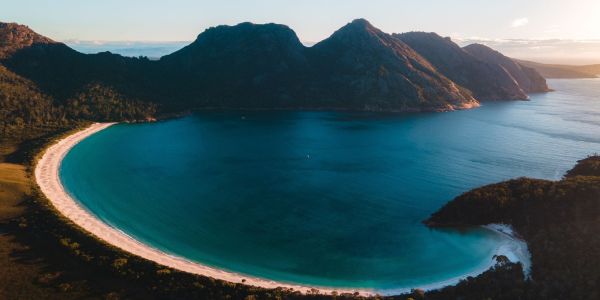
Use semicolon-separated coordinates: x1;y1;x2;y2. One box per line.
34;122;530;296
483;224;532;276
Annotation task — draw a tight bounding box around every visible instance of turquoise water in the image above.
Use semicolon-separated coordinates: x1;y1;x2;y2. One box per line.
60;79;600;292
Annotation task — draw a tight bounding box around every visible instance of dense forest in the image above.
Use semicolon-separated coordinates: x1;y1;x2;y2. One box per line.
426;156;600;300
0;64;159;141
0;65;65;136
0;64;156;137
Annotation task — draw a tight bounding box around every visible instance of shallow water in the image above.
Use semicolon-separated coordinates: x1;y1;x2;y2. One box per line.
60;79;600;292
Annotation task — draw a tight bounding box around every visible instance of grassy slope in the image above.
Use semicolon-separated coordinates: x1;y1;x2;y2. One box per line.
0;138;85;299
0;161;28;221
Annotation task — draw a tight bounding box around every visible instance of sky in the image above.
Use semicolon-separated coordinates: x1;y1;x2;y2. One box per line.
3;0;600;64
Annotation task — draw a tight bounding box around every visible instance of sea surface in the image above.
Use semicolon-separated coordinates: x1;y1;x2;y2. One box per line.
60;79;600;292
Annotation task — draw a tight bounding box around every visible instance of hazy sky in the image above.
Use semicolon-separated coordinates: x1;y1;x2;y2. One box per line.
3;0;600;63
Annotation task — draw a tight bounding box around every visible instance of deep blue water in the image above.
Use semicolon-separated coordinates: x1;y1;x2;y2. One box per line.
60;79;600;292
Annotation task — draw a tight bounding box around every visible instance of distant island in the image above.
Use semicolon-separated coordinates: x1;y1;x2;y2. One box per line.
1;19;549;135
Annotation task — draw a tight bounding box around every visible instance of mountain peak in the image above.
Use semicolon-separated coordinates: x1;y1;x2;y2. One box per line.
162;21;305;64
395;32;454;46
463;43;499;55
338;18;379;33
0;22;55;58
349;18;373;27
319;18;394;47
197;21;300;41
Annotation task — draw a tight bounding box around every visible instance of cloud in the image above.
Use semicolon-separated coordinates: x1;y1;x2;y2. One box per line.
511;18;529;28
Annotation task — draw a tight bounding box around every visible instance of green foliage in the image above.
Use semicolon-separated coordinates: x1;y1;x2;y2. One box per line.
65;83;156;122
565;155;600;178
112;258;128;269
426;156;600;300
0;65;67;136
0;65;157;139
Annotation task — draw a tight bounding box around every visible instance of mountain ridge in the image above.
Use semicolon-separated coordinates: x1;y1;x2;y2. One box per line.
395;31;530;100
306;19;477;111
0;19;550;129
463;43;549;93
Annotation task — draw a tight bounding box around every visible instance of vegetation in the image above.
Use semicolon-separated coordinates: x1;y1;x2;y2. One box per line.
0;65;66;136
65;83;157;122
426;156;600;299
0;64;157;139
2;128;370;299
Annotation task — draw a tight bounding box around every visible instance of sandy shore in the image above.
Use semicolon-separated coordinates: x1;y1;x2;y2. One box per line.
484;224;532;276
35;122;531;296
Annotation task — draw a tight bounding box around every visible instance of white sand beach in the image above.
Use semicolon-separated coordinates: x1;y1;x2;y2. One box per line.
34;122;531;296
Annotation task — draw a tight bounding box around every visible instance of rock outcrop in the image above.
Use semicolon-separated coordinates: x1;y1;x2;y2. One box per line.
0;23;55;59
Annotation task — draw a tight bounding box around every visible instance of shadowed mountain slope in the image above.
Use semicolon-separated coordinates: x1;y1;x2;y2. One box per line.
305;19;477;111
1;19;550;123
464;43;549;93
395;32;530;100
160;22;310;108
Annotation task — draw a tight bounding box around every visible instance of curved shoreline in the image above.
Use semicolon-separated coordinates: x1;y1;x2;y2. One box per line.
34;122;530;296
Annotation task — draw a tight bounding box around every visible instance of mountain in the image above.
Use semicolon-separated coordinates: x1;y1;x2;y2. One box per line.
0;19;551;130
463;44;549;93
0;23;159;135
160;19;477;111
394;32;528;100
516;59;600;79
305;19;477;111
160;22;309;108
0;22;164;108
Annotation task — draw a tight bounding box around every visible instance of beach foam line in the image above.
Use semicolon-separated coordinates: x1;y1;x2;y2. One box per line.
35;122;531;296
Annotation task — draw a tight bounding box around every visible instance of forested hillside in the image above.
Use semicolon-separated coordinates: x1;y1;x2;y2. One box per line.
426;156;600;300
